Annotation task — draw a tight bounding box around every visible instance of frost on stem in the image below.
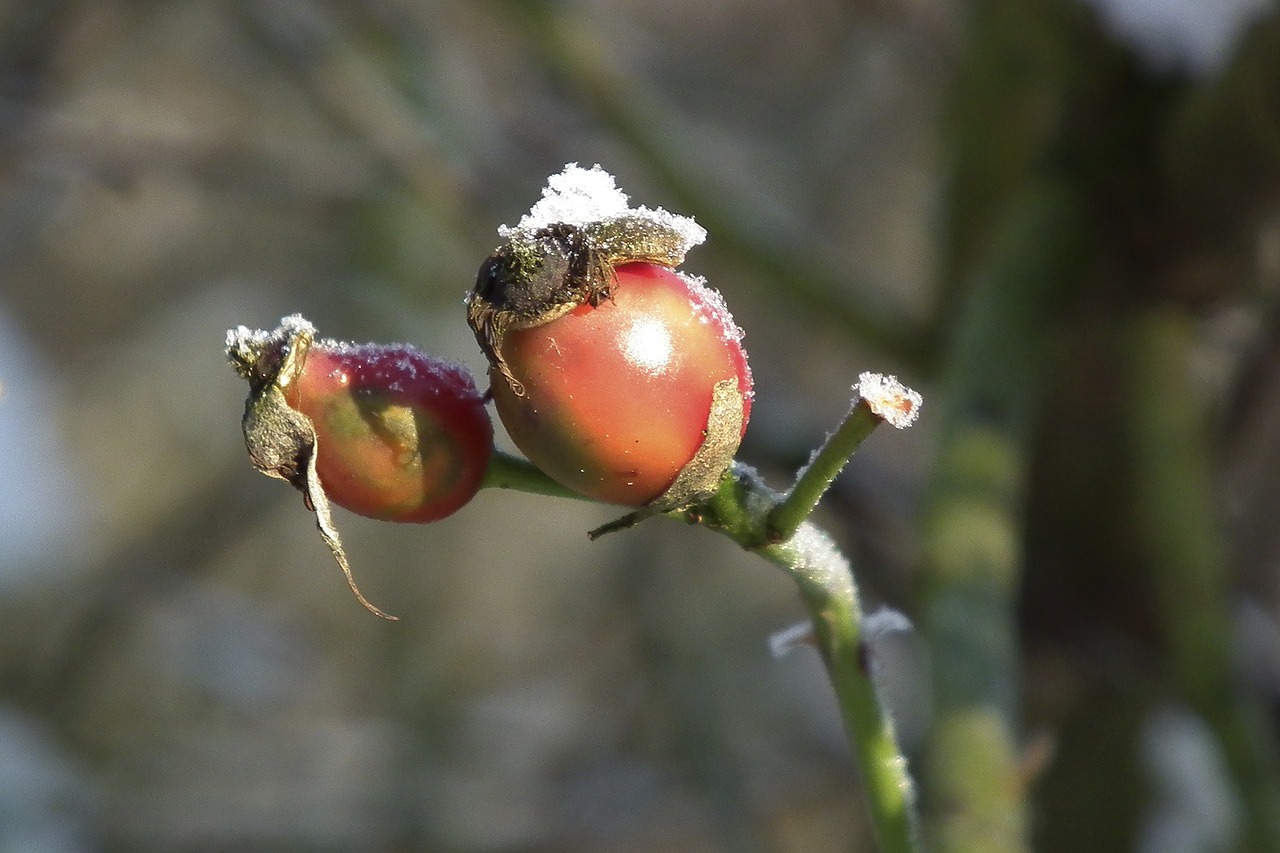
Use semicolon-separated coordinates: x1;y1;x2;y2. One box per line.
770;621;819;658
856;372;922;429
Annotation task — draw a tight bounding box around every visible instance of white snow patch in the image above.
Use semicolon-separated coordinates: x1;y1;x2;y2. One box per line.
856;372;922;429
1082;0;1269;74
500;164;707;257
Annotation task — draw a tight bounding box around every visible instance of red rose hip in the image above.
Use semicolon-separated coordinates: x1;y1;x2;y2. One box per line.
284;341;493;522
489;262;751;506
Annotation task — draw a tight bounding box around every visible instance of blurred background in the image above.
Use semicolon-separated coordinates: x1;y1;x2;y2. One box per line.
1;0;1279;850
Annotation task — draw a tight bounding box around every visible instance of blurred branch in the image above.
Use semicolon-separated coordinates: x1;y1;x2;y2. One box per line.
500;0;931;370
0;471;281;738
1125;310;1280;852
1164;15;1280;256
918;183;1085;852
234;1;476;226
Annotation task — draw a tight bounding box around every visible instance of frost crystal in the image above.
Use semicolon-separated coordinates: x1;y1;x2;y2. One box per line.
225;314;315;360
769;621;817;658
500;163;707;256
856;372;922;429
863;607;914;642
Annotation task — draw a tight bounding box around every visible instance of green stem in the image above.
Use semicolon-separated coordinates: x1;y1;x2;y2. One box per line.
480;448;584;500
767;397;882;542
698;463;920;853
764;524;920;853
481;451;922;852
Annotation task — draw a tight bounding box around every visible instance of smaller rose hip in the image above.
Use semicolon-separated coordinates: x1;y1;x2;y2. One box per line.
227;316;494;618
283;341;493;523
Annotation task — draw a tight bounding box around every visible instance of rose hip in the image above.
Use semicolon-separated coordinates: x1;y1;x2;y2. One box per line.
283;341;493;523
489;262;751;506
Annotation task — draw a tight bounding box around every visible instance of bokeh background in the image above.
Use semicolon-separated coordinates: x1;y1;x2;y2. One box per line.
1;1;1279;851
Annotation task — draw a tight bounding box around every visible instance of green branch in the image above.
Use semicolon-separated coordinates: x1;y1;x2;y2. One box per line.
480;448;585;500
494;384;923;852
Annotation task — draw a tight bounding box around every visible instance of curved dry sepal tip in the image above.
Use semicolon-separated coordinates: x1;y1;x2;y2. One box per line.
302;438;399;622
647;378;746;512
588;378;745;539
587;510;647;540
856;372;922;428
769;621;818;658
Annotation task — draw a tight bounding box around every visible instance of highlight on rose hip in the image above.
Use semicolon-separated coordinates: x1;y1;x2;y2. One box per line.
227;163;924;851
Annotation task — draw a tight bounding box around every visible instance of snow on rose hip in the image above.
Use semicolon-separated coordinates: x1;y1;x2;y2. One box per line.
222;165;926;849
467;164;753;508
227;164;753;617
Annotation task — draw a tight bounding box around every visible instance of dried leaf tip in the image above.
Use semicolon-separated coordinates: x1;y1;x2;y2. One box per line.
856;372;922;429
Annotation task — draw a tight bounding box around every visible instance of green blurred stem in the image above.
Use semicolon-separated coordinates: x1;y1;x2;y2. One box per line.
767;397;882;542
1125;311;1280;851
919;184;1083;852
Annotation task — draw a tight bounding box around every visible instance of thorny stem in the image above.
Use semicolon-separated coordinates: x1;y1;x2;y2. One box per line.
766;396;883;543
492;389;923;853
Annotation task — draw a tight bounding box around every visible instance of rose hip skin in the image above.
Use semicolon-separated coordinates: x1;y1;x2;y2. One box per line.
285;343;492;522
491;262;751;506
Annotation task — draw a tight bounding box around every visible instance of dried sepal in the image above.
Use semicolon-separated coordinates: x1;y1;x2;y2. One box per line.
299;427;398;621
467;166;706;396
228;317;397;621
647;378;746;512
588;378;747;539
